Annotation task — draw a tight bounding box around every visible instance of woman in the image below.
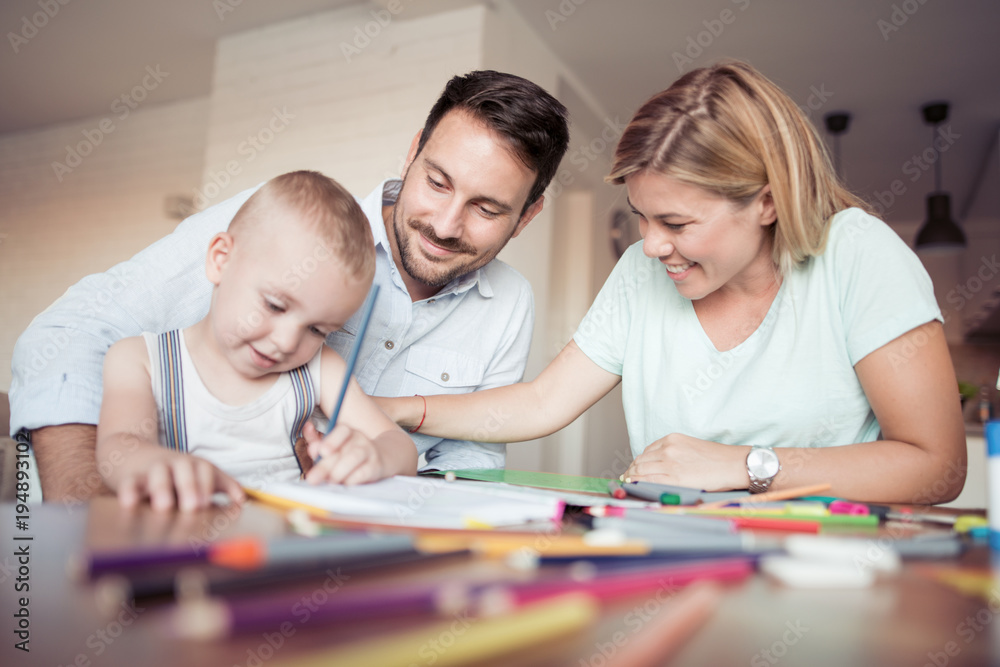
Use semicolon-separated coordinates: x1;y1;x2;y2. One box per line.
378;60;965;504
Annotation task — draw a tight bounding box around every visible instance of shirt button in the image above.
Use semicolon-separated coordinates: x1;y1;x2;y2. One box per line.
441;372;450;382
385;340;395;350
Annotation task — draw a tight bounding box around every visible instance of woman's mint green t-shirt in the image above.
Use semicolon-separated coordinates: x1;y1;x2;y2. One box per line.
573;208;942;458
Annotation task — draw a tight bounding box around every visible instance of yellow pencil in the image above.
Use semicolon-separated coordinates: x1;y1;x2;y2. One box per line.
271;592;599;667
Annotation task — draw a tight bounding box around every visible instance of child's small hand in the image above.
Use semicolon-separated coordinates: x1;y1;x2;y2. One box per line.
302;422;386;485
116;448;245;511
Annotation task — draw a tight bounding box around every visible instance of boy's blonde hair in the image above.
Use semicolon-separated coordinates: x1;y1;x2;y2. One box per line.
230;170;375;281
607;60;871;274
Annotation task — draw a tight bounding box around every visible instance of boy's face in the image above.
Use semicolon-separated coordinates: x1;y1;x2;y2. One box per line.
388;109;544;293
206;213;370;379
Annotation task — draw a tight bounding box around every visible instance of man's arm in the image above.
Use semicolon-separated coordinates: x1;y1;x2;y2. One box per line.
9;186;259;500
31;424;108;504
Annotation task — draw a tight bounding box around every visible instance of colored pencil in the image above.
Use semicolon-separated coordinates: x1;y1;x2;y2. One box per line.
590;517;783;555
172;579;473;640
696;483;832;510
78;531;415;578
587;506;735;534
605;580;722;667
487;557;752;607
269;592;600;667
315;284;379;463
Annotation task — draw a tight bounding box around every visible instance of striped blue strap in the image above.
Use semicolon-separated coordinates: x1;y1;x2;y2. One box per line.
287;363;314;474
157;330;188;453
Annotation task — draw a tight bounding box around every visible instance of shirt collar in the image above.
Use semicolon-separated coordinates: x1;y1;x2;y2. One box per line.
368;178;493;299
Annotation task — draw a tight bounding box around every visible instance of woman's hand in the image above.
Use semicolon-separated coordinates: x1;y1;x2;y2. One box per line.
625;433;749;491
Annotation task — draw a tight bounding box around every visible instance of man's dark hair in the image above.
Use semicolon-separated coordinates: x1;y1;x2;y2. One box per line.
416;70;569;216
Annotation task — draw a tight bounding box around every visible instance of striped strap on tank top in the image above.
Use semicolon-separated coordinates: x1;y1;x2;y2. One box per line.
157;330;189;453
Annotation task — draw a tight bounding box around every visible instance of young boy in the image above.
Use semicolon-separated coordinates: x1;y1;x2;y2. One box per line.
96;171;417;511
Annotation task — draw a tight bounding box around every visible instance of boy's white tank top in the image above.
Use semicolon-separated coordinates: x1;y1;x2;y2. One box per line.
142;330;322;487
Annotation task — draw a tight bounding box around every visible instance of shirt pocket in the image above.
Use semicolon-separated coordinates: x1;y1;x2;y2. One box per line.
403;344;486;394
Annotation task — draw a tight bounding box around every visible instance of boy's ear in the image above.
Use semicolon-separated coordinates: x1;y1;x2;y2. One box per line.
205;232;234;286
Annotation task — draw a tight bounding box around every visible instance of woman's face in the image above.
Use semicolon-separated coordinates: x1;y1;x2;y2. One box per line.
625;171;777;301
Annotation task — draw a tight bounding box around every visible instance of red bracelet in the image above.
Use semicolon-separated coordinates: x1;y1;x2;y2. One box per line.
408;395;427;434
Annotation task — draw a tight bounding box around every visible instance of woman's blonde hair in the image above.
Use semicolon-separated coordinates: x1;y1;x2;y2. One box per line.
608;60;871;273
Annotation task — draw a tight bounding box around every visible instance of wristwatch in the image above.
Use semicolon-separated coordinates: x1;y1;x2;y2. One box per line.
746;445;781;494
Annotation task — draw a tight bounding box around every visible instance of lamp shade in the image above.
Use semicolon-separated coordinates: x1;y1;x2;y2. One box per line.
915;193;966;250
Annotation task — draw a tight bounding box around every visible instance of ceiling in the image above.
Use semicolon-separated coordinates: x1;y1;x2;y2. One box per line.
2;0;999;226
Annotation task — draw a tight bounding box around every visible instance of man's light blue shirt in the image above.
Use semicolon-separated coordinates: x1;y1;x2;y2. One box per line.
10;179;534;470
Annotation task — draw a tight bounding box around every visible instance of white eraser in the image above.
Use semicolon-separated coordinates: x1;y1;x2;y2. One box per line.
761;554;876;589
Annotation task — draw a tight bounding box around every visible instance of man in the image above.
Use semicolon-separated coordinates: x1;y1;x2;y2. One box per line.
10;70;570;502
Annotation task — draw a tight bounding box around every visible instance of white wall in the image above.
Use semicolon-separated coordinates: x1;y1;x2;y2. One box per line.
0;98;209;392
198;3;484;206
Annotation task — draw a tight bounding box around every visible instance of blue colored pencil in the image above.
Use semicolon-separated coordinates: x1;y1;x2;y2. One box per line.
314;284;379;462
325;284;379;432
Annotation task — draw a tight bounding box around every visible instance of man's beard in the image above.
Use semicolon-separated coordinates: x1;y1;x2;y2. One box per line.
392;205;500;288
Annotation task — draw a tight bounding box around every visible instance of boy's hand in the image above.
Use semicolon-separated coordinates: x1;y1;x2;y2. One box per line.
302;422;386;485
115;448;245;511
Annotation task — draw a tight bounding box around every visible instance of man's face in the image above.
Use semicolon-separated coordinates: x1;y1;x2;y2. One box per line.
389;110;543;294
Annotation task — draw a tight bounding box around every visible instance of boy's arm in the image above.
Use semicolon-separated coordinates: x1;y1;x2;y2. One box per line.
305;347;417;484
96;337;244;509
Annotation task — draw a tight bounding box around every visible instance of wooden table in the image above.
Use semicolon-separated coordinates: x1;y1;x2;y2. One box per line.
2;497;997;667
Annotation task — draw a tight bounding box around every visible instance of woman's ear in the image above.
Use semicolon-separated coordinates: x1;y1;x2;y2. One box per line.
758;185;777;227
205;232;234;286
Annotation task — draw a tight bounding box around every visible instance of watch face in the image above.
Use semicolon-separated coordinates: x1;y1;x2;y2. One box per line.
747;447;780;478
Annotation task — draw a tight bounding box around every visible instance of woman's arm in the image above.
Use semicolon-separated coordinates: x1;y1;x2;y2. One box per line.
382;340;622;443
627;321;967;504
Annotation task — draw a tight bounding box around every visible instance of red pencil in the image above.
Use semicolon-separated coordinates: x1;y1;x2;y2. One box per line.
730;516;821;533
